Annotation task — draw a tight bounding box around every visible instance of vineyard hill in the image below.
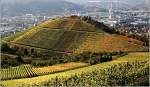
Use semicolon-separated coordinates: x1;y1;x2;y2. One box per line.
4;16;148;54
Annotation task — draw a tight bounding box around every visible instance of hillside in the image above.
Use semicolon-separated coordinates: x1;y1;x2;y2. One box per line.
3;16;148;55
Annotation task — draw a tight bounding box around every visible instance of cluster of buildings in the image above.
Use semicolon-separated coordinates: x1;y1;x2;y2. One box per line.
116;11;149;38
0;14;50;38
90;7;149;38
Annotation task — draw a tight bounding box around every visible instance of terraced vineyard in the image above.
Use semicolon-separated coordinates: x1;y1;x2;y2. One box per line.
32;62;87;75
40;17;98;32
2;26;38;42
1;65;35;80
12;28;87;52
1;62;87;81
2;16;147;54
74;33;147;54
1;52;148;86
40;18;63;29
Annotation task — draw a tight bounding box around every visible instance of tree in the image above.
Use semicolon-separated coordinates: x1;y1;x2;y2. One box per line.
24;49;29;55
17;56;23;63
1;43;10;52
1;43;17;54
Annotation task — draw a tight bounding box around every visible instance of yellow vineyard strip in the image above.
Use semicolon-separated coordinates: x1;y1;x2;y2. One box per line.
32;62;87;75
1;62;87;81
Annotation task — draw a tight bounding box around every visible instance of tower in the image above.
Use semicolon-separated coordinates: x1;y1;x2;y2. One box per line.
75;9;80;16
109;1;113;19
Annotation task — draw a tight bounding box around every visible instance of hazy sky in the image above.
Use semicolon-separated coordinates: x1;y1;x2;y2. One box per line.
1;0;87;4
0;0;116;3
1;0;148;4
1;0;102;3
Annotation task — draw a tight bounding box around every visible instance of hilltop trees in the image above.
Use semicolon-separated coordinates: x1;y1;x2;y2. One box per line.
81;16;116;34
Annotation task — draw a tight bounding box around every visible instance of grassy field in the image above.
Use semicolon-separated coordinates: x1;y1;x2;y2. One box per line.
1;52;148;86
1;62;87;81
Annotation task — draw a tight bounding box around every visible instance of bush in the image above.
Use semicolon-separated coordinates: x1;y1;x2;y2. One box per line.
100;54;112;62
1;43;17;54
88;56;97;65
77;52;113;65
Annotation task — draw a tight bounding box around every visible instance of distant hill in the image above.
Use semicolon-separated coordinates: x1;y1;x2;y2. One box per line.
3;16;148;55
1;0;82;17
66;0;149;10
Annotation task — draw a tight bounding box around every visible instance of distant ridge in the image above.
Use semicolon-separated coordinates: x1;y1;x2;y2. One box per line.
1;0;82;17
